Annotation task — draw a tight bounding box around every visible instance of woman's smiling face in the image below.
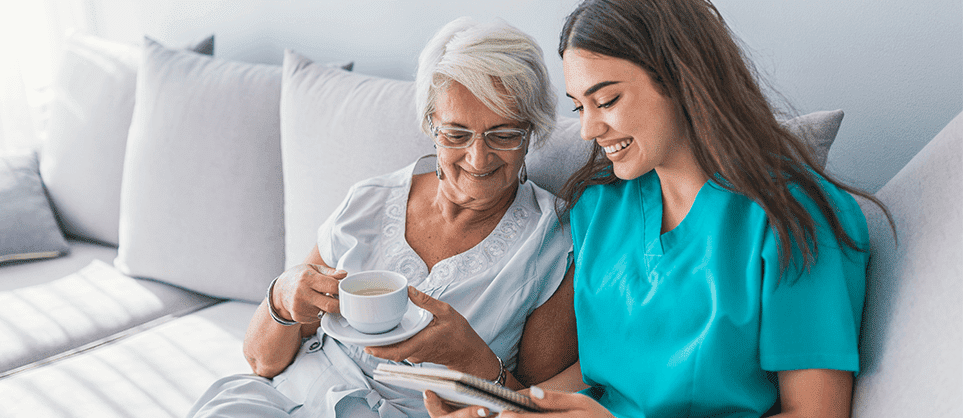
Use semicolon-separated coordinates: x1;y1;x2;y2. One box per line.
433;81;527;210
562;48;689;180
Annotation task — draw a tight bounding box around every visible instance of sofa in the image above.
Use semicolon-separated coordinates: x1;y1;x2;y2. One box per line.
0;31;959;418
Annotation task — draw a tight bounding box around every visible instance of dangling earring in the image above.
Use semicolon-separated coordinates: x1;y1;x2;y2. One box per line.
436;159;445;180
518;161;527;184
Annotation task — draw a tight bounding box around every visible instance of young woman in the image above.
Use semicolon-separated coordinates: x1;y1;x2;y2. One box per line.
426;1;891;417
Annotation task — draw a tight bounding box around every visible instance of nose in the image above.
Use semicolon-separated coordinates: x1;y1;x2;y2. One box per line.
580;109;607;142
464;132;493;168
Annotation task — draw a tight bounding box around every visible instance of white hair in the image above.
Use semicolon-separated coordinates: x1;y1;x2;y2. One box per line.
416;17;556;149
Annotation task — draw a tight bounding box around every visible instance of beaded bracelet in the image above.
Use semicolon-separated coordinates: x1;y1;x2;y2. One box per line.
267;277;298;326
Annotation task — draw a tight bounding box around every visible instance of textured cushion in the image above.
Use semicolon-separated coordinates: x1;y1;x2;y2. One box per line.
852;112;962;416
115;38;287;302
40;33;213;246
0;300;254;417
0;150;69;263
782;109;844;168
280;50;434;266
0;260;218;374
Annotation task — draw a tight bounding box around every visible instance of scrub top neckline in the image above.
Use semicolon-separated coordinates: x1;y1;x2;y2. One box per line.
639;171;718;258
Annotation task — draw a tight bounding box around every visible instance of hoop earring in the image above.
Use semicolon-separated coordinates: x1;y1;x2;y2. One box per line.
518;161;527;184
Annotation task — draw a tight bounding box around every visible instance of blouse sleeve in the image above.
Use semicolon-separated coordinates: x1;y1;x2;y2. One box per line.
758;179;871;374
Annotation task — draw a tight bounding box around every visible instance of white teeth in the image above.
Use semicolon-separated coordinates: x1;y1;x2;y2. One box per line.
470;170;494;177
603;139;633;154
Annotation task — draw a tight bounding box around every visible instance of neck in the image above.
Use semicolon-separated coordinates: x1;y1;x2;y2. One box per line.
655;149;709;234
431;178;519;227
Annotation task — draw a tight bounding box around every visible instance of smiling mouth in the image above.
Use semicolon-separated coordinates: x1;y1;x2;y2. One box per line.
467;169;497;178
603;139;633;155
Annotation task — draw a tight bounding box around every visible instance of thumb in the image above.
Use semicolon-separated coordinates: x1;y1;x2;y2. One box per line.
527;386;587;412
407;286;441;312
309;264;347;278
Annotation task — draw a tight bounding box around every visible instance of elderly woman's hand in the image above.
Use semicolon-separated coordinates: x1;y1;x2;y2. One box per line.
273;263;347;323
365;287;502;382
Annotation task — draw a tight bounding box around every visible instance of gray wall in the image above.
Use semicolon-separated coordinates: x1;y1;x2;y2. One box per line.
90;0;961;192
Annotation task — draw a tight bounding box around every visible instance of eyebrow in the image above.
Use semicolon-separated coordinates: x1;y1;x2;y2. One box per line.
566;81;622;98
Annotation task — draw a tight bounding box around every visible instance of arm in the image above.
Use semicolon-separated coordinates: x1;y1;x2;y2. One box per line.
770;369;853;418
514;264;579;387
243;245;345;377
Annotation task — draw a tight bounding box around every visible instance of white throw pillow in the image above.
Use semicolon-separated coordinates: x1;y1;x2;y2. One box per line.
280;50;435;266
115;38;286;302
40;33;213;247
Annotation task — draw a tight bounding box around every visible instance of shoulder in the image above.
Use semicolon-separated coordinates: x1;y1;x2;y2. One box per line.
341;164;411;202
787;169;869;247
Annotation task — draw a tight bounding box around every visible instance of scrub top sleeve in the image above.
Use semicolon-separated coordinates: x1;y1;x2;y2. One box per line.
758;183;870;374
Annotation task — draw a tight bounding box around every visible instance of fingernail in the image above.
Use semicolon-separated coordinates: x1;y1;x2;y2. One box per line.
423;391;428;400
477;408;488;417
530;385;544;399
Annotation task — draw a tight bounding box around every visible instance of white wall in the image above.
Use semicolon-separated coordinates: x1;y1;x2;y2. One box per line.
87;0;961;192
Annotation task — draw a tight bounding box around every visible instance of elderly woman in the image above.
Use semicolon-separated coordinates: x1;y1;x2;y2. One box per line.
187;17;577;418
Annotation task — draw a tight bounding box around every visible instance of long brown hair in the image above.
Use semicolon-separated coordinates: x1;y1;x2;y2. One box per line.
558;0;893;280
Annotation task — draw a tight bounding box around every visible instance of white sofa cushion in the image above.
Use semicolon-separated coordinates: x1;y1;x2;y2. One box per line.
0;300;254;417
852;112;962;416
40;33;213;247
0;260;218;374
0;150;68;263
115;38;288;302
280;50;434;266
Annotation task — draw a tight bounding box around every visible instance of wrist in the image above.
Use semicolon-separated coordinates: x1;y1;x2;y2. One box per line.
267;277;298;326
488;353;507;386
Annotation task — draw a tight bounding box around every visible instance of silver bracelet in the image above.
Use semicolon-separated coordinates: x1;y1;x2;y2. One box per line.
267;277;298;326
492;354;507;386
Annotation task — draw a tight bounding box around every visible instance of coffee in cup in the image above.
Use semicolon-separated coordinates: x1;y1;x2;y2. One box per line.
338;270;409;334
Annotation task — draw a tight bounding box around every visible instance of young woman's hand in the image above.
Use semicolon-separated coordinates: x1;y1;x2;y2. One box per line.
424;386;615;418
364;287;504;383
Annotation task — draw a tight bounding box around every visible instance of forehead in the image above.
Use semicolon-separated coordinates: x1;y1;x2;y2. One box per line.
433;81;518;126
562;48;650;97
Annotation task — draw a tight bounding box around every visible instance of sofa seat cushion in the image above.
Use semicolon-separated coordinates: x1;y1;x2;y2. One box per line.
852;112;962;416
0;260;219;374
0;300;255;417
0;239;117;291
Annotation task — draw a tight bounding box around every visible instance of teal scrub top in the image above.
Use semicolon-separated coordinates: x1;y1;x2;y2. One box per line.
569;170;869;418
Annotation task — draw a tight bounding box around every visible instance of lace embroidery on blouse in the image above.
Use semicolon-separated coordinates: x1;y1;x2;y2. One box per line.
378;164;532;293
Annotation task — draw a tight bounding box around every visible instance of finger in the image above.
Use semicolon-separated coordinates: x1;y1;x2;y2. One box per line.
424;391;491;418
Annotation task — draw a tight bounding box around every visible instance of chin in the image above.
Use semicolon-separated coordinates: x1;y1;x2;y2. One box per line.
613;163;648;181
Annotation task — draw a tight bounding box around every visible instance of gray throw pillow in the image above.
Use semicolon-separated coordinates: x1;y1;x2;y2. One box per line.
0;150;69;263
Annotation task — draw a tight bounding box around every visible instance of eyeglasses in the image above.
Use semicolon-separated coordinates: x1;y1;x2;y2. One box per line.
428;116;530;151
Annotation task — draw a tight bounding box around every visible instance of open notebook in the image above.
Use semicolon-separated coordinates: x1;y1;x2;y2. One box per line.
373;364;542;413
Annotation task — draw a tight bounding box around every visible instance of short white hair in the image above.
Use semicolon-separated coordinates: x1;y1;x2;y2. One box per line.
416;17;556;149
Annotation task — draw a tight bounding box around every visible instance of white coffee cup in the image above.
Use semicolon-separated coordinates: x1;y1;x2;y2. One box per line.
338;270;409;334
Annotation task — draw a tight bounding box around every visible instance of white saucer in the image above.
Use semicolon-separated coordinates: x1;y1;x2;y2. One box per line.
321;302;433;347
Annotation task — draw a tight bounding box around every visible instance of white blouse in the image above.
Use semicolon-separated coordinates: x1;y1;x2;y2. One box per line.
275;156;572;417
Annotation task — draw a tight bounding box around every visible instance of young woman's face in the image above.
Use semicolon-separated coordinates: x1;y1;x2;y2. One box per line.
432;81;527;210
562;48;689;180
